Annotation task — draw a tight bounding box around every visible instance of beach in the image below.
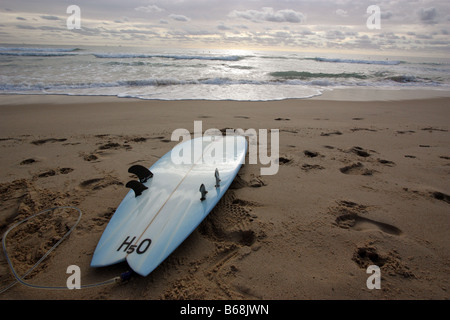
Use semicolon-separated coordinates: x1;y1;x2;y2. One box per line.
0;92;449;300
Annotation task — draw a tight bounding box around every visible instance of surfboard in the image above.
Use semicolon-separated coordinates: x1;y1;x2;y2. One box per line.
90;135;247;276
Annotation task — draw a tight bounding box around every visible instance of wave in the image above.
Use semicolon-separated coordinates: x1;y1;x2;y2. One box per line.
120;78;266;86
384;75;437;84
260;55;291;60
0;78;264;92
2;73;443;94
0;52;78;57
105;61;148;67
104;61;209;68
228;65;254;70
311;57;402;65
0;47;82;52
269;71;368;80
0;47;82;57
93;53;244;61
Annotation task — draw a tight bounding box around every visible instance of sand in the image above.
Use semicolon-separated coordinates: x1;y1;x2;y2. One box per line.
0;92;449;300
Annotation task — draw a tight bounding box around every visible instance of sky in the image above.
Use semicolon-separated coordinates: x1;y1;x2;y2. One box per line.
1;0;449;56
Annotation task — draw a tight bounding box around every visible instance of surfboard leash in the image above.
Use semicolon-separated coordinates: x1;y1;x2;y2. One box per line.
0;206;130;294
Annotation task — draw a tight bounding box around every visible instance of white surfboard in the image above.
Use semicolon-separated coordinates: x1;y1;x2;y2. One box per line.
91;135;247;276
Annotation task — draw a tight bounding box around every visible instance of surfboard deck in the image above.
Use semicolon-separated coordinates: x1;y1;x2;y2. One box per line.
91;135;247;276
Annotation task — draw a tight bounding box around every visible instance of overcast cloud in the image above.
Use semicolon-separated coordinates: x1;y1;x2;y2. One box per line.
1;0;449;55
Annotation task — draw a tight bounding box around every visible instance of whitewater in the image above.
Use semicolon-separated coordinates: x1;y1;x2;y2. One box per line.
0;45;449;101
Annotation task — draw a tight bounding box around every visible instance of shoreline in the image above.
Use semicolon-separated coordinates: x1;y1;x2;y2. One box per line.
1;87;450;106
0;93;449;300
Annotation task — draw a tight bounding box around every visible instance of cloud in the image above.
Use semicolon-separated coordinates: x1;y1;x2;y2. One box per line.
325;30;346;40
335;9;348;17
217;24;232;31
134;5;164;13
418;7;438;24
229;7;305;23
381;11;393;20
299;28;314;36
16;24;36;30
1;0;449;55
40;15;60;21
169;14;190;22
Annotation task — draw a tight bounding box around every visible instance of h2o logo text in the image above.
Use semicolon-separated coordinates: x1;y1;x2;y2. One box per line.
117;236;151;254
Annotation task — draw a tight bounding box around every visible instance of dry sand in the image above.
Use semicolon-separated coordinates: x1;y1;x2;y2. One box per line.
0;92;449;300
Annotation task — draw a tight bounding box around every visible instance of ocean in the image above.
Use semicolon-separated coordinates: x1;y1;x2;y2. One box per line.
1;45;449;101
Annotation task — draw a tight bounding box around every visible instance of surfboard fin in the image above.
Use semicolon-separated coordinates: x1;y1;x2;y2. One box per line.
128;165;153;183
215;168;221;188
126;180;148;197
199;183;208;201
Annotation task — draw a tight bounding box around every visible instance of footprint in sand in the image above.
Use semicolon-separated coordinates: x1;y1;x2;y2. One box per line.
353;246;386;268
378;159;395;167
332;200;402;236
82;153;99;162
88;207;116;230
278;156;293;165
421;127;448;132
59;168;74;174
128;137;147;143
249;175;267;188
320;131;342;137
20;158;36;165
196;191;263;299
350;128;377;132
98;142;122;150
230;173;267;189
31;138;67;145
199;191;261;247
79;176;123;190
352;245;414;278
349;146;371;157
431;191;450;204
339;162;375;176
304;150;320;158
336;214;402;235
36;168;74;178
301;164;325;172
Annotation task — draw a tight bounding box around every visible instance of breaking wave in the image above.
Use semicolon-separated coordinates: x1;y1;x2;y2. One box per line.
93;53;245;61
311;57;403;65
269;71;368;80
